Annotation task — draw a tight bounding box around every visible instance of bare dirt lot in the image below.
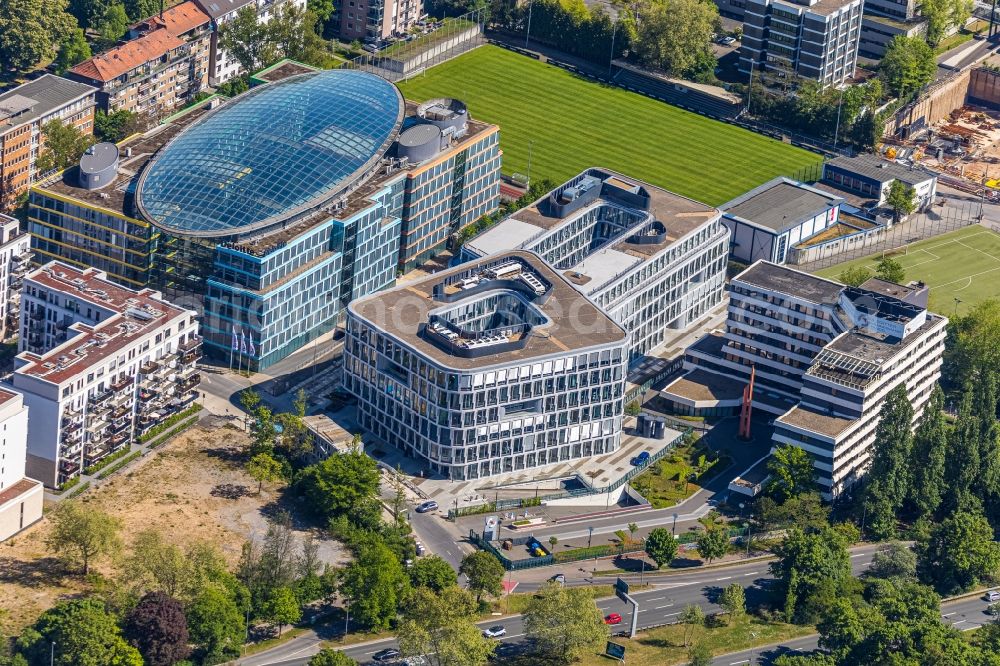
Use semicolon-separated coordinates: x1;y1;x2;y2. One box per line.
0;423;346;633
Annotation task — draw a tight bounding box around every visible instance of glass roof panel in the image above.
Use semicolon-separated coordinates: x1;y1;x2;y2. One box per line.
136;69;403;236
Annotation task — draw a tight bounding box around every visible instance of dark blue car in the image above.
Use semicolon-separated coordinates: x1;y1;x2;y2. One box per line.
630;451;650;466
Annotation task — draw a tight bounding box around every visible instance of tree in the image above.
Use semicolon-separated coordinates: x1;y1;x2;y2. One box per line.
309;649;358;666
868;542;917;581
94;109;141;143
944;299;1000;391
123;0;160;20
687;642;713;666
35;119;95;175
247;452;284;495
770;527;852;624
261;586;301;636
625;400;641;416
885;180;917;223
754;492;830;534
123;592;190;666
408;555;458;592
55;27;91;73
632;0;717;77
0;0;75;73
916;508;1000;595
220;5;279;75
645;527;678;568
294;450;380;520
679;604;704;647
920;0;973;45
459;551;504;603
46;500;122;575
879;36;936;98
340;540;410;631
874;256;906;285
942;386;983;515
122;530;230;604
718;583;746;620
838;266;872;287
523;583;609;664
97;1;129;41
695;528;728;564
16;598;142;666
766;444;816;502
186;586;245;662
397;586;496;666
863;384;913;539
908;386;947;521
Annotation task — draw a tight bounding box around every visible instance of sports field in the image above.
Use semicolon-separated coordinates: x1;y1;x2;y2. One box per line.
815;225;1000;316
397;46;822;206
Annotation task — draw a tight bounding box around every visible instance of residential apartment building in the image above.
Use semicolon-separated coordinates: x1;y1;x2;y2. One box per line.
0;214;33;340
28;69;500;371
192;0;306;85
345;251;630;481
336;0;423;42
459;168;730;362
739;0;863;85
67;2;211;117
0;75;97;211
0;389;42;542
14;262;200;487
661;261;947;497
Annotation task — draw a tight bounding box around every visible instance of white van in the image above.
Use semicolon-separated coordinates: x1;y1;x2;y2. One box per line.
985;590;1000;602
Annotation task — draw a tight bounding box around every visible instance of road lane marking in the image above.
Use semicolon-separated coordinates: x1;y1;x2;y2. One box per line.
717;576;732;580
655;604;673;609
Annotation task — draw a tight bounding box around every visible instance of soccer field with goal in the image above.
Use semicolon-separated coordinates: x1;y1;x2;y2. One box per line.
397;45;823;207
815;225;1000;316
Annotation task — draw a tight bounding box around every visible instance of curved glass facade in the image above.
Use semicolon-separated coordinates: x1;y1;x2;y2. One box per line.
136;69;404;237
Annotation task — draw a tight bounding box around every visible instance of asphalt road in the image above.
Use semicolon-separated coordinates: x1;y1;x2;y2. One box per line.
238;545;886;666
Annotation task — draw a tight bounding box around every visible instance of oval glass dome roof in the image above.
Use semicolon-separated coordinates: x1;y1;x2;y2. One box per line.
136;69;404;237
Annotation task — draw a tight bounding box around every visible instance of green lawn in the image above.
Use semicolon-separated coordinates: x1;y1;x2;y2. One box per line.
397;46;822;206
631;440;730;509
815;225;1000;317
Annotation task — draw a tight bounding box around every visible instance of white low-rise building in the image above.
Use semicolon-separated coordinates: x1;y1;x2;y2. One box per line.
662;262;947;498
15;262;201;488
0;389;42;542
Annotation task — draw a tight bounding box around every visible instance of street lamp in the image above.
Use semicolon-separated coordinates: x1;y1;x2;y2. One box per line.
744;521;752;557
588;526;594;549
343;598;351;641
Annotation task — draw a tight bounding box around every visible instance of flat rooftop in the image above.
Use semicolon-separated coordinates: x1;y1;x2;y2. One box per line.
776;404;857;438
824;314;943;363
0;75;96;129
734;261;844;305
564;248;641;291
661;368;744;403
349;250;628;370
827;153;935;186
722;178;841;233
26;262;183;315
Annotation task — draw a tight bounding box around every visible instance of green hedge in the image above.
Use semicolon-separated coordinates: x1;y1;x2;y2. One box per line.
83;447;132;476
146;415;199;449
57;476;80;493
138;403;202;443
64;481;91;499
551;542;646;563
96;450;143;479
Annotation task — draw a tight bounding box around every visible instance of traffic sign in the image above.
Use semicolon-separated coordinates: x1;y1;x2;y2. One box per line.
615;577;630;603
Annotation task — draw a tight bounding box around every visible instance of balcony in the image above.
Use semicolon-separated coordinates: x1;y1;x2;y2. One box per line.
59;459;80;475
111;376;133;392
177;373;201;392
109;419;130;435
178;336;202;353
108;433;127;448
30;309;44;321
140;361;159;375
111;405;130;420
139;388;158;403
90;388;114;404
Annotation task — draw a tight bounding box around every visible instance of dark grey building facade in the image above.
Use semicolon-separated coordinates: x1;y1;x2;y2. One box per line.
739;0;863;85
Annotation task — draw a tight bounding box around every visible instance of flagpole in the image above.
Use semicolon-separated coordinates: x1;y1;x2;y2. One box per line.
229;325;235;373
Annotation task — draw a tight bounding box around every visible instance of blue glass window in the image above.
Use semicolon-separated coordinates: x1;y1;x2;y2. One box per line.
137;69;403;236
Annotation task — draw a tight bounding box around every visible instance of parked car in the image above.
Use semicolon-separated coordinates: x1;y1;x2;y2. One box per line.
630;451;650;466
986;590;1000;602
373;648;401;662
482;625;507;638
415;541;426;556
604;613;623;625
720;35;737;45
415;500;438;513
550;573;566;585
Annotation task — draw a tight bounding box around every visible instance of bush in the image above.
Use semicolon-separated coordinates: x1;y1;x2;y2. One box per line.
96;450;143;479
58;476;80;493
64;481;91;499
138;404;203;443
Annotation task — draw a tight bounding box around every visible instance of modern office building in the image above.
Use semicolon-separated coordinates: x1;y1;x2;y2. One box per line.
739;0;863;85
0;214;33;341
28;68;500;370
336;0;423;42
458;168;730;362
721;177;843;264
67;7;211;117
0;75;97;211
345;251;630;481
192;0;307;85
14;262;200;488
0;389;42;542
661;261;947;498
